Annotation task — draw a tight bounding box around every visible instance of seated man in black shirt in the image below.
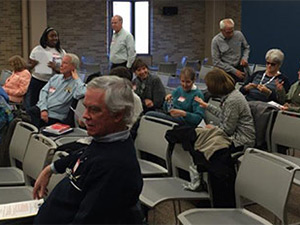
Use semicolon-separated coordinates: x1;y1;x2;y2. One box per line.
33;76;143;224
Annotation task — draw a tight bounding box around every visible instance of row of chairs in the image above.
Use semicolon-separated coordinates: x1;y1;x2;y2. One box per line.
135;111;300;224
0;121;58;204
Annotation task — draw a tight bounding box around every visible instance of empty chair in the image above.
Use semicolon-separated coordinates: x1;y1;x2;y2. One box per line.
185;60;200;72
0;70;12;86
140;143;210;222
0;121;38;186
0;134;57;204
178;148;300;225
135;115;177;177
177;56;188;70
253;64;266;73
198;65;214;81
158;62;177;76
203;97;221;126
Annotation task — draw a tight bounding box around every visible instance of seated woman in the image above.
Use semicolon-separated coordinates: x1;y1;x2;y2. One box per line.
148;67;205;127
240;49;290;103
195;68;255;151
3;55;31;103
276;67;300;112
132;58;166;113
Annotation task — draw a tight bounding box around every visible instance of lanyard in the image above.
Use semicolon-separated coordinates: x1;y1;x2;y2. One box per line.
259;72;277;86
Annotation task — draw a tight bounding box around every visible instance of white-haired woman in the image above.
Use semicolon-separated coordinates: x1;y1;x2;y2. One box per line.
240;49;290;102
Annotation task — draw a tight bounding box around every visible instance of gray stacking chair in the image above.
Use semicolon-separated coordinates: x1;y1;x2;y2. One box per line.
204;97;221;126
140;143;210;223
178;148;299;225
158;62;177;76
253;64;266;73
270;110;300;185
135;115;177;177
198;64;214;81
0;121;38;186
47;151;68;195
0;134;57;204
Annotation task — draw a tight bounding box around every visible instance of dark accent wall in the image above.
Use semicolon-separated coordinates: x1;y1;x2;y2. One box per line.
242;0;300;83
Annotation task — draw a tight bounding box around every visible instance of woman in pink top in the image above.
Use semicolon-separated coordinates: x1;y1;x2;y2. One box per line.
3;55;31;103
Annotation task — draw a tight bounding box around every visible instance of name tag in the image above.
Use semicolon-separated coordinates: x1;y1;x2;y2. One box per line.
49;87;56;93
178;96;185;102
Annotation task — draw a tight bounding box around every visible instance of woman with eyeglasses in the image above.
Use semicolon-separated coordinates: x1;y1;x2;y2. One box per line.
240;49;290;102
132;58;166;113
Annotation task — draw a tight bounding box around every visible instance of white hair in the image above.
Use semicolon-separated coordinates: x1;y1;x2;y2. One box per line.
87;75;134;126
220;18;235;30
265;49;284;66
65;53;80;70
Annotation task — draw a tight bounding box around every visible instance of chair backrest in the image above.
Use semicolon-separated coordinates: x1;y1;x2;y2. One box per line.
236;148;299;224
158;62;177;76
157;74;170;87
22;134;57;185
135;115;177;169
0;70;12;86
47;151;68;194
9;121;39;167
199;65;214;80
185;60;200;72
271;110;300;152
253;64;266;73
171;143;194;178
204;97;221;126
248;63;255;76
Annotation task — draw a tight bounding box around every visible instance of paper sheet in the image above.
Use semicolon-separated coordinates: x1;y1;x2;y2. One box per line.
34;51;53;74
0;199;44;220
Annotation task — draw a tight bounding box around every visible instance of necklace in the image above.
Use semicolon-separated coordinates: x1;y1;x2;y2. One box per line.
259;72;278;85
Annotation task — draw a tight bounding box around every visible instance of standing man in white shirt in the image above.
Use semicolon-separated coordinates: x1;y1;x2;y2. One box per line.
110;15;136;70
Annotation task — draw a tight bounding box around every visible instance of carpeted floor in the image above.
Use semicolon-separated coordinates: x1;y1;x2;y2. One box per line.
146;151;300;224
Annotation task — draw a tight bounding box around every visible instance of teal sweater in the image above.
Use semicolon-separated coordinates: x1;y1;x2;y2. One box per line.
165;86;204;126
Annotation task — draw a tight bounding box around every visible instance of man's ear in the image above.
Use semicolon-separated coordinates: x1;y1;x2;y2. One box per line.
113;110;125;123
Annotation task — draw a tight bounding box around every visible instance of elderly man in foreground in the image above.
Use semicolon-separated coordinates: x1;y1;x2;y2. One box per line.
33;76;143;224
27;53;86;128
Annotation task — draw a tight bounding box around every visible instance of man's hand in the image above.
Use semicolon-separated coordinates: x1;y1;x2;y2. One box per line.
194;96;208;108
71;69;79;80
240;59;248;67
169;109;186;117
235;70;245;79
33;165;52;199
144;99;154;108
41;110;49;123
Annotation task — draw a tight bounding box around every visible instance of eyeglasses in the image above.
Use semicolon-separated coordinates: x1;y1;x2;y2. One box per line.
266;61;277;66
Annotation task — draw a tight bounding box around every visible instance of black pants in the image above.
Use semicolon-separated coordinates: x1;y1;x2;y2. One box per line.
111;61;127;70
191;148;236;208
27;106;62;129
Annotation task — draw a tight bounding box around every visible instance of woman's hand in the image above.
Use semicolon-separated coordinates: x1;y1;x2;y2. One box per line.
194;96;208;108
48;61;60;73
275;79;284;91
144;99;154;108
169;109;186;117
257;84;272;95
244;83;257;91
165;94;172;101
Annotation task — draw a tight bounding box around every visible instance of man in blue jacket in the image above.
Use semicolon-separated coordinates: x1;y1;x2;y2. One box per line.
33;76;143;224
